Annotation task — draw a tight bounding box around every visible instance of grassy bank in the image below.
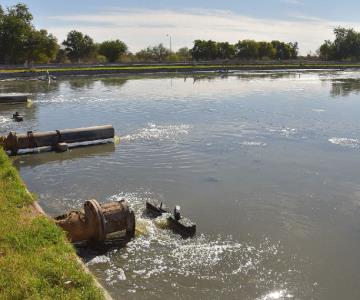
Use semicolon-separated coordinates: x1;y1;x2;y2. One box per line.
0;148;104;299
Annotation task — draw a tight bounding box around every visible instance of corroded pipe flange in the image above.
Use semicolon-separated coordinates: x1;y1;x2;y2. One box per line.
55;199;135;243
0;125;115;154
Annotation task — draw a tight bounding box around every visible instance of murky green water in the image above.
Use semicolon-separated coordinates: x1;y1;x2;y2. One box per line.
2;70;360;299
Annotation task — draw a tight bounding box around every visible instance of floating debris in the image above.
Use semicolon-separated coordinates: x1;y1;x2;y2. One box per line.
145;199;196;237
12;112;23;122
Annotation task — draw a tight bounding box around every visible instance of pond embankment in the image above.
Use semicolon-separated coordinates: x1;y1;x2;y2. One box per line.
1;62;360;80
0;148;108;299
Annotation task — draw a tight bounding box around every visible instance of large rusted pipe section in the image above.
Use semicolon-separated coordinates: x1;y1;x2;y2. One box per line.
0;125;114;155
0;93;29;103
55;199;135;244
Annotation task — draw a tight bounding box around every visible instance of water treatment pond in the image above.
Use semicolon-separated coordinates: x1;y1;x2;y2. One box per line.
1;70;360;299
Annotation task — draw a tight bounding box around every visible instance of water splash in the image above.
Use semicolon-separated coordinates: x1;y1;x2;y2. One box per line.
329;137;360;148
260;290;293;300
0;116;12;133
241;141;267;147
84;192;302;298
0;116;11;125
121;123;191;142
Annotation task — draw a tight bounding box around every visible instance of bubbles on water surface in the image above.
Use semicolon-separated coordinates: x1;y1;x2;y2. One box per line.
241;141;267;147
328;137;360;149
0;115;10;124
121;123;191;142
84;192;305;298
260;289;293;300
0;115;11;132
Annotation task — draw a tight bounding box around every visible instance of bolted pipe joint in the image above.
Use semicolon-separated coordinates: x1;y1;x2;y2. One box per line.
0;125;115;155
55;199;135;244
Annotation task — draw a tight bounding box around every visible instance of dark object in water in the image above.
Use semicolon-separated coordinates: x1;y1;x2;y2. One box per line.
53;142;68;152
174;205;181;220
145;200;196;237
167;214;196;237
55;199;135;245
0;93;29;104
146;199;169;217
38;75;57;81
38;71;57;82
12;112;23;122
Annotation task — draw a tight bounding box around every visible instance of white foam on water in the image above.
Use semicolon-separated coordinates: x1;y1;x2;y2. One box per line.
312;108;325;112
260;289;293;300
328;137;360;148
86;255;111;265
0;116;10;124
266;126;298;139
241;141;267;147
0;115;12;132
86;192;301;297
121;123;191;142
280;127;297;138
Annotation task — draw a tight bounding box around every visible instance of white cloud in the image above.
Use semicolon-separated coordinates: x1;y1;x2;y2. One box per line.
46;8;360;55
281;0;303;5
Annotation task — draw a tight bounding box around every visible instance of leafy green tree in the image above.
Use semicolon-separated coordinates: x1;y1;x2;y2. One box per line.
55;48;69;63
99;39;127;62
136;44;170;61
24;29;58;63
319;40;336;60
318;27;360;61
217;42;235;59
334;27;360;60
191;40;219;60
258;41;276;59
235;40;259;59
0;3;60;64
289;42;298;59
62;30;95;63
176;47;192;61
0;3;33;64
271;41;297;60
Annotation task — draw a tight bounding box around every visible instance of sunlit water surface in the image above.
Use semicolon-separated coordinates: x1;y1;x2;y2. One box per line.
2;70;360;299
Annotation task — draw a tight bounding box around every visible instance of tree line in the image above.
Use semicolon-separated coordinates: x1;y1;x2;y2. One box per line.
1;3;360;65
319;27;360;61
191;40;298;60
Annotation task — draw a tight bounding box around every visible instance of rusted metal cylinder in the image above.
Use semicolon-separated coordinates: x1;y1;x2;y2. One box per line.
0;125;114;154
55;199;135;243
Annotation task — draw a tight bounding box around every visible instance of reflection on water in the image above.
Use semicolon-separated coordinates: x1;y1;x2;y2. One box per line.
330;78;360;97
12;143;115;168
3;70;360;299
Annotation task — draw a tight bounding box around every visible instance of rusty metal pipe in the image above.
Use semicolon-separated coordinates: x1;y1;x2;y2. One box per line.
0;125;114;154
55;199;135;243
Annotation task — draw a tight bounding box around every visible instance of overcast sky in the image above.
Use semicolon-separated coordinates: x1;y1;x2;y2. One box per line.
2;0;359;54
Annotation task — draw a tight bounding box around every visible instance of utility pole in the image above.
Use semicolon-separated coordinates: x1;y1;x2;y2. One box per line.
166;34;172;53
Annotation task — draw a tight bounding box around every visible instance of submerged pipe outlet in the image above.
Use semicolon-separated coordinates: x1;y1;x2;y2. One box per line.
55;199;135;244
